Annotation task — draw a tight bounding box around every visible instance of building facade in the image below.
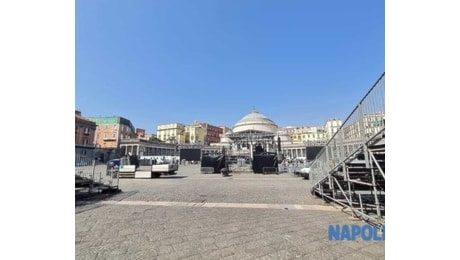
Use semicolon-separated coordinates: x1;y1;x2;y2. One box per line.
75;110;97;162
219;126;232;136
202;122;223;145
186;123;206;144
157;123;186;143
87;116;136;149
135;128;146;139
288;126;328;143
342;112;385;141
325;118;343;139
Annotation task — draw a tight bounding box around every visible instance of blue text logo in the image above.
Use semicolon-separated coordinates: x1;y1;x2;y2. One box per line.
328;224;385;241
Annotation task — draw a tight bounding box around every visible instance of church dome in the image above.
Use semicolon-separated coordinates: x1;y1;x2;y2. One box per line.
233;110;279;133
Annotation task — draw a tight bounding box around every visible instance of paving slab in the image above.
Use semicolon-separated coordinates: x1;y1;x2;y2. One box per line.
76;164;384;259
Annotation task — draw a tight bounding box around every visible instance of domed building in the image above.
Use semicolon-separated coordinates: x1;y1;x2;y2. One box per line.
208;109;331;166
232;110;279;134
226;110;281;158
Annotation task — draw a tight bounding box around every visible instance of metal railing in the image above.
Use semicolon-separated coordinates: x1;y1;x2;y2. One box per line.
308;73;385;228
310;73;385;186
75;154;119;191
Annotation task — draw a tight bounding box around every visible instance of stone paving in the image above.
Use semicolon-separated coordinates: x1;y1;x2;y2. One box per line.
76;164;385;259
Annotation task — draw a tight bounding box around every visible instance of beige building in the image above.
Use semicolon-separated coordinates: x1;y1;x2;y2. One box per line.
342;112;384;141
289;126;327;143
325;118;343;139
157;121;224;145
185;123;206;144
280;118;342;144
157;123;186;143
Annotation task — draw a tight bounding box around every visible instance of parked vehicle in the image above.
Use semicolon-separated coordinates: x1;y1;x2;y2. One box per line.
108;159;121;168
295;162;311;179
299;166;311;179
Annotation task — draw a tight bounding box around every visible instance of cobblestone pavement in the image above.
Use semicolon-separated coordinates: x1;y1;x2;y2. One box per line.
76;164;385;259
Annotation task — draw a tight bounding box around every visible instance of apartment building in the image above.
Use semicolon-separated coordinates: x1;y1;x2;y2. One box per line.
87;116;135;149
289;126;328;143
156;123;186;143
325;118;343;139
342;113;385;141
75;110;97;160
202;122;223;145
185;124;206;144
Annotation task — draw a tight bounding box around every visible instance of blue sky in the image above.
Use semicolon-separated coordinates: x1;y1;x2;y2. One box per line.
76;0;384;133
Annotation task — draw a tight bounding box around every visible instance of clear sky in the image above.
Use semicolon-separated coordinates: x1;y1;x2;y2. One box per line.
76;0;384;133
4;2;460;257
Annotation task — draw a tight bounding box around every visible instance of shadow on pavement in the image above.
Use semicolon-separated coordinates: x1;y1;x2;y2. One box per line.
75;190;139;214
157;175;188;179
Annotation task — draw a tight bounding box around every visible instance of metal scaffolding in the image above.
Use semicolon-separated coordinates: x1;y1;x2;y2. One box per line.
310;73;385;228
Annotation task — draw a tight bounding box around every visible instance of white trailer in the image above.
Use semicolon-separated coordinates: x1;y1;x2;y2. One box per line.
116;157;179;179
150;164;179;178
134;164;178;178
